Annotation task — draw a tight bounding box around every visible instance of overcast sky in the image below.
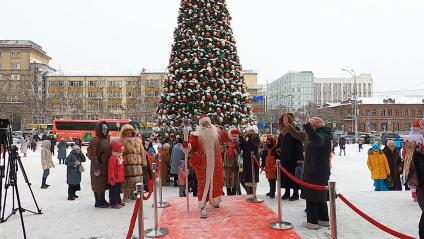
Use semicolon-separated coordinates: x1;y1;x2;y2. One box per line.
2;0;424;95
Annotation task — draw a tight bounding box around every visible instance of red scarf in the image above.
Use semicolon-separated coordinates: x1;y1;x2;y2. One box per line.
226;142;235;158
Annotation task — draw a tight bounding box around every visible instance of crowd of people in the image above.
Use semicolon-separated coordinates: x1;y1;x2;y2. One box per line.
17;114;424;236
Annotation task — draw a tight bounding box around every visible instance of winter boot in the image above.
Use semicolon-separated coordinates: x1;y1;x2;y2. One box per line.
67;187;75;200
44;177;50;187
200;207;208;219
41;177;48;189
94;192;107;208
281;189;290;200
289;190;299;201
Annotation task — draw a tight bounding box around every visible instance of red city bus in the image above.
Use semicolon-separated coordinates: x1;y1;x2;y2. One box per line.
52;119;135;145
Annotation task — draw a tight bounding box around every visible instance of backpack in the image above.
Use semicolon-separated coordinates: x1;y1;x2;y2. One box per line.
86;137;99;160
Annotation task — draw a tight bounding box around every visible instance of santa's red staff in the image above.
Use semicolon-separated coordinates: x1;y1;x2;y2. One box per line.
183;115;241;218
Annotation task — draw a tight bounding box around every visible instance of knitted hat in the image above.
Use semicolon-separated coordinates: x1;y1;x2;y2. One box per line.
371;143;380;151
412;119;421;129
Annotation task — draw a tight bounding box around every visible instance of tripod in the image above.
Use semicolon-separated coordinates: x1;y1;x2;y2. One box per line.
0;119;42;239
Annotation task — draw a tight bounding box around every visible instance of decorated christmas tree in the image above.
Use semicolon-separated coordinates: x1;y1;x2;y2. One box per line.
156;0;253;134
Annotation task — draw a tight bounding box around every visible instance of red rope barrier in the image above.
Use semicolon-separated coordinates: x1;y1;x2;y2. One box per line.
337;194;415;239
143;175;154;200
252;156;266;171
279;166;327;191
125;197;141;239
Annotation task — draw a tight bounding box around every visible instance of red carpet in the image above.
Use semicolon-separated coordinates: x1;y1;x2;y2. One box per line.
159;195;301;239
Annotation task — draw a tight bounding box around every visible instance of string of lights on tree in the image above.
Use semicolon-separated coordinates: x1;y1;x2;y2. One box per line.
155;0;254;134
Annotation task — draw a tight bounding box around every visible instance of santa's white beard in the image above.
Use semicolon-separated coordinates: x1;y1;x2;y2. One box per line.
197;125;219;157
195;124;221;208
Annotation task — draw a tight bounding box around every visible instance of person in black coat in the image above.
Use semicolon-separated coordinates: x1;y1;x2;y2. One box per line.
274;113;304;201
301;117;333;230
382;140;403;191
239;125;261;195
339;136;346;156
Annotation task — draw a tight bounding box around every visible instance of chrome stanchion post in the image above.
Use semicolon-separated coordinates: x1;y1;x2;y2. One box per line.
182;118;191;212
155;155;170;208
270;160;293;230
246;152;263;203
132;182;144;239
145;163;169;238
329;181;337;239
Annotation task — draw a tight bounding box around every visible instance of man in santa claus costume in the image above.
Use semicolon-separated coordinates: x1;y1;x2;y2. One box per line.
183;115;241;218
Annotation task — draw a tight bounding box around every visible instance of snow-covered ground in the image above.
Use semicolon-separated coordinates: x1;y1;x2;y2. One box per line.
0;143;420;238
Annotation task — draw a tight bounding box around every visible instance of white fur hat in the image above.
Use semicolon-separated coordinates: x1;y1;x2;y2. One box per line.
246;125;259;134
199;115;211;125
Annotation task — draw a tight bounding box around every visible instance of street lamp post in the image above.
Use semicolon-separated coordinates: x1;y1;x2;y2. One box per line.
342;69;358;143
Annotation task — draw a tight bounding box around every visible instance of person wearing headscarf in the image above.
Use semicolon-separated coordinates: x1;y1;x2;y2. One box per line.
382;140;403;191
301;117;333;230
274;113;304;201
65;145;86;200
89;121;112;208
57;139;67;164
239;124;261;195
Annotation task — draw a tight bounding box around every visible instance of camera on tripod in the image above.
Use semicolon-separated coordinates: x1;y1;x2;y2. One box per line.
0;118;42;239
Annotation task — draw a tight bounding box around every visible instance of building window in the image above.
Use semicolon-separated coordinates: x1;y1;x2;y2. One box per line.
11;51;21;59
404;123;411;131
381;109;385;117
11;63;21;69
404;109;409;117
10;74;20;80
395;109;399;116
411;109;416;117
381;122;388;131
388;109;392;116
419;109;423;117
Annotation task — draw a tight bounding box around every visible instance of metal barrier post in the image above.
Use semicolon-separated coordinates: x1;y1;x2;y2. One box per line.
131;182;144;239
155;155;170;208
246;152;263;203
270;160;293;230
329;181;337;239
145;163;169;238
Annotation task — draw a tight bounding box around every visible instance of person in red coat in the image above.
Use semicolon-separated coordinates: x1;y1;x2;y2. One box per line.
183;115;241;219
108;140;125;209
261;135;277;199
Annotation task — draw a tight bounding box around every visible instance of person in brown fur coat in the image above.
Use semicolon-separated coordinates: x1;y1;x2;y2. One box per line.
120;124;148;201
159;143;171;186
